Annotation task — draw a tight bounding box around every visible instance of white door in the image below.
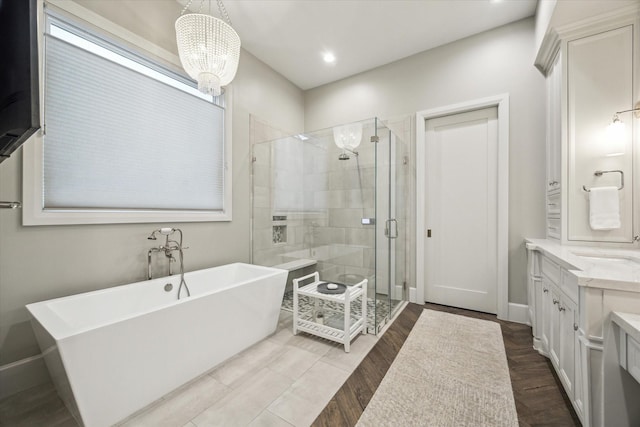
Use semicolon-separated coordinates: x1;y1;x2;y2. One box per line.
424;107;498;313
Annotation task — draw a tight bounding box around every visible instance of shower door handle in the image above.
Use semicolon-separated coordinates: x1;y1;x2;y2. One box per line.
385;219;398;239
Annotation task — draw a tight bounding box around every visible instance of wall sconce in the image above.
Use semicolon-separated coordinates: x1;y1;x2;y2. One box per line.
606;102;640;157
333;123;362;160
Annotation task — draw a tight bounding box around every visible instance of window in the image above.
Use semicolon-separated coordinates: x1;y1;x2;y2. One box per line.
23;8;232;225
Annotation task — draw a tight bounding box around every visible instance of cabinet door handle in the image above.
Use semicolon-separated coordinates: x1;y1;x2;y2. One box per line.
559;306;565;312
553;298;559;305
574;323;578;331
543;288;549;293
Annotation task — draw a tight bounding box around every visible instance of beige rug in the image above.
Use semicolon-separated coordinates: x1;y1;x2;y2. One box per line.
356;310;518;427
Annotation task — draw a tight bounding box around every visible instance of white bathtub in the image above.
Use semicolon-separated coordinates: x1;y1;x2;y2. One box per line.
26;263;287;427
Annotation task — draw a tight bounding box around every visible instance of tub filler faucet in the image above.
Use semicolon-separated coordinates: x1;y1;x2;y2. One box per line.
147;228;190;299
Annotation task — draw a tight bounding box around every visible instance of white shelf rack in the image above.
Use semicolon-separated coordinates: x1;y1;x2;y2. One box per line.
292;272;367;352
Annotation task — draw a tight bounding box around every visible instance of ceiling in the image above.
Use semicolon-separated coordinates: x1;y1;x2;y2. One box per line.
180;0;538;90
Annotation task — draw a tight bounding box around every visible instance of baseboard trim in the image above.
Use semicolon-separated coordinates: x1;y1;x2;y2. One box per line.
0;354;50;400
508;303;530;325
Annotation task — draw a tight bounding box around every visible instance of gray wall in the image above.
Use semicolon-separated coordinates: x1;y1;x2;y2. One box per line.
0;6;548;398
0;0;304;396
304;18;547;305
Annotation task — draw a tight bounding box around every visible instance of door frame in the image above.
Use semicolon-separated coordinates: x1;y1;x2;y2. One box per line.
416;94;509;320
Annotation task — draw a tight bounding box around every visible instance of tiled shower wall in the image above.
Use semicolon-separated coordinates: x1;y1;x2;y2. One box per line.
250;116;378;287
251;115;302;268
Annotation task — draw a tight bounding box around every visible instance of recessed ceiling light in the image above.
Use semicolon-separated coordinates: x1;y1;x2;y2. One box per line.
323;52;336;64
489;0;503;3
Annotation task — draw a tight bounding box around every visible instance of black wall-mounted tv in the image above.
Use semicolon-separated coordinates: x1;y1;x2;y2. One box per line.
0;0;40;164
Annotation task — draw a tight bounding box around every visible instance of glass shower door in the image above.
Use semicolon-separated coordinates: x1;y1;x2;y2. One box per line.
390;126;406;316
374;118;406;330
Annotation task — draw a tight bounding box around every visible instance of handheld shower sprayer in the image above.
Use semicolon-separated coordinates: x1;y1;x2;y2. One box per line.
147;227;175;240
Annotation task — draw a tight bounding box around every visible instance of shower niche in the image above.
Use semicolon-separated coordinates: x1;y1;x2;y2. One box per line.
272;215;287;245
251;117;409;333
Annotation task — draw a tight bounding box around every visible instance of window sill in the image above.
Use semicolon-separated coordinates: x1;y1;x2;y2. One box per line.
22;207;232;226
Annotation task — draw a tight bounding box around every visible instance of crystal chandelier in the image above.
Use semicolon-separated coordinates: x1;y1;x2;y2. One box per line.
175;0;241;96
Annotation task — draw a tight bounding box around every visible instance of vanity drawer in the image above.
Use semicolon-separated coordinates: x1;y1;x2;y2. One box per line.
547;218;561;240
541;256;561;285
621;330;640;384
547;192;561;216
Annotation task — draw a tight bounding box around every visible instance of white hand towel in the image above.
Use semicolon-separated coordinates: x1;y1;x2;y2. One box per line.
589;186;621;230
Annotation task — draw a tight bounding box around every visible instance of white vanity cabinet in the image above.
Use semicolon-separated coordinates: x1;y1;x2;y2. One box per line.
536;252;584;420
558;294;579;402
539;277;551;354
530;5;640;425
548;284;562;366
527;239;640;427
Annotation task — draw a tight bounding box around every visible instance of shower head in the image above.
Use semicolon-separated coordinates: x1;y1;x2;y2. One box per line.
338;148;358;160
147;228;175;240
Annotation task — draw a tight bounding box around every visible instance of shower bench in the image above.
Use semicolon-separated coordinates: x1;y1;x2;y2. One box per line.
292;272;367;352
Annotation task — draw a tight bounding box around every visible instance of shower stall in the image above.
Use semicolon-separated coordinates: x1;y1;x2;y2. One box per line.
251;117;409;333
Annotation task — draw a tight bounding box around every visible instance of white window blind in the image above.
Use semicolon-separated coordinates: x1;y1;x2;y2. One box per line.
43;17;225;212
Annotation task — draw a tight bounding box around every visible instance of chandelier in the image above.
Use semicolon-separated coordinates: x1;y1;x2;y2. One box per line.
175;0;241;96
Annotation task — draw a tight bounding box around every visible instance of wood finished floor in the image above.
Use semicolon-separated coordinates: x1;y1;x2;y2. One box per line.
0;303;581;427
313;302;581;427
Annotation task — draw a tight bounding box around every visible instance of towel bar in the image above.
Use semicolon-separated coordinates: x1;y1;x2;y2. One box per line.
582;170;624;192
0;201;21;209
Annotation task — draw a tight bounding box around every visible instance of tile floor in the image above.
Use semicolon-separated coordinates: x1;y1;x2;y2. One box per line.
0;309;377;427
280;290;392;332
117;309;377;427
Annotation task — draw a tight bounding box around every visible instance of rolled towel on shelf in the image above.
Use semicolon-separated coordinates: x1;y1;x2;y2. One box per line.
589;186;621;230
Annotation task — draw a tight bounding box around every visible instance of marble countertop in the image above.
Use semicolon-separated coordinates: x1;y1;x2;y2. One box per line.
526;238;640;292
611;312;640;344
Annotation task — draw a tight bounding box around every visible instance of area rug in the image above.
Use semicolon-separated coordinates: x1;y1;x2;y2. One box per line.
356;309;518;427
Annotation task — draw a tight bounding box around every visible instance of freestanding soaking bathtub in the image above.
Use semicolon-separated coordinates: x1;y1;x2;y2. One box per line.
26;263;287;427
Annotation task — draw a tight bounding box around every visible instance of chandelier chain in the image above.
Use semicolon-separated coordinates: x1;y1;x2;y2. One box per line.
217;0;233;26
180;0;193;16
180;0;231;26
